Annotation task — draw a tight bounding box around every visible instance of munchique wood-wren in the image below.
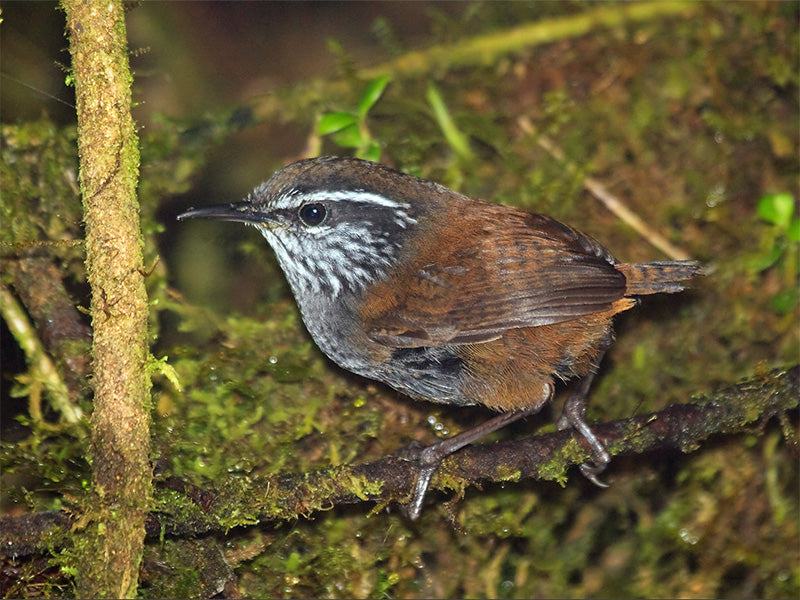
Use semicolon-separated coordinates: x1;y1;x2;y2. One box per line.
178;156;701;519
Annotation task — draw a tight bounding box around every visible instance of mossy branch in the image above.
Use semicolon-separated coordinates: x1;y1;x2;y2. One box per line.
3;256;92;421
3;366;796;557
360;1;697;79
248;1;698;123
0;281;82;423
61;1;151;598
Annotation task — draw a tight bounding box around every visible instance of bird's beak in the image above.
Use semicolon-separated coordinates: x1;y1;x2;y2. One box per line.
177;202;276;226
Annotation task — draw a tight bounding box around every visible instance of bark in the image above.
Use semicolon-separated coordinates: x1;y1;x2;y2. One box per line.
61;1;151;597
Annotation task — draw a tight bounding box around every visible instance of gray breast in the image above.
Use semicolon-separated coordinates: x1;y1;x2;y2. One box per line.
294;290;472;406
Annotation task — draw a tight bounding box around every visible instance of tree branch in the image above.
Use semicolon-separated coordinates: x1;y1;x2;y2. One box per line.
61;1;151;597
3;365;796;558
4;256;92;419
247;2;699;125
0;281;83;424
360;1;697;80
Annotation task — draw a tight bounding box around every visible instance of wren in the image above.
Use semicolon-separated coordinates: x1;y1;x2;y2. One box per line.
178;156;701;519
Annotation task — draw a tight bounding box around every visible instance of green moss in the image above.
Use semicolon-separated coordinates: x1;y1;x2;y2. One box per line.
3;2;799;598
0;121;83;261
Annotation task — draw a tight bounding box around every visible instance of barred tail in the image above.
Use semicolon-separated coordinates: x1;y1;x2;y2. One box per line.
617;261;703;295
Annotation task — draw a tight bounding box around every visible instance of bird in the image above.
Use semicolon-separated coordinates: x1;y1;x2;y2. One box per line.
178;156;701;519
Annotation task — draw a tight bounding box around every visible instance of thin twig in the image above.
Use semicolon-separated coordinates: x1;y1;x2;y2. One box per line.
249;2;698;124
0;282;82;423
360;2;698;80
582;174;693;260
518;116;693;260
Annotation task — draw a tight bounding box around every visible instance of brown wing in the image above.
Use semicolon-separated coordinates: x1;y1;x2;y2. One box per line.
362;206;627;347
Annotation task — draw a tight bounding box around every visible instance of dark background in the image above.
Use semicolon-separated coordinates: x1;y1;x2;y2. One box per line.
2;2;797;598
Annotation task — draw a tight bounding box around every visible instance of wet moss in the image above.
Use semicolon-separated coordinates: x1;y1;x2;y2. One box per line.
2;2;798;598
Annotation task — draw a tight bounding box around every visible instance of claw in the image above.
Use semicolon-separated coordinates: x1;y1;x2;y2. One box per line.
559;370;613;487
404;464;437;521
396;398;548;519
579;461;610;488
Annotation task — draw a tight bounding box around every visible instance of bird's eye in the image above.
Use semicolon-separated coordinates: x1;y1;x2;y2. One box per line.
298;203;327;227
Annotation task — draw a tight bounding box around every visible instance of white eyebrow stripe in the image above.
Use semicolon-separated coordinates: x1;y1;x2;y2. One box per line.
285;189;410;210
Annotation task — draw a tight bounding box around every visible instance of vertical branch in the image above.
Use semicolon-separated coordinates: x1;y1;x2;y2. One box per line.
61;1;151;598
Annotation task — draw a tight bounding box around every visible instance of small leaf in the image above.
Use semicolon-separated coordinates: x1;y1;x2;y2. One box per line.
787;218;800;243
770;288;798;315
285;551;301;573
358;75;391;117
148;354;183;393
426;82;475;162
60;565;79;577
749;244;783;273
757;192;794;229
359;140;382;162
317;112;358;135
331;123;364;148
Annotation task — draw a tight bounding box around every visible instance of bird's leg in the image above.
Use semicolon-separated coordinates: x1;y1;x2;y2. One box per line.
400;384;554;520
401;409;530;520
557;368;610;487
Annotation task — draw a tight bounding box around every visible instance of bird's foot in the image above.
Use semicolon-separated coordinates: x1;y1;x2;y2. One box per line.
395;408;534;519
558;381;611;488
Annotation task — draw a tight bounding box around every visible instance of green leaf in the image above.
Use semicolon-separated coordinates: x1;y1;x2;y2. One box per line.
60;565;79;577
359;140;382;162
749;244;783;273
770;288;798;315
148;354;183;393
426;82;475;162
317;112;358;135
331;123;364;148
787;218;800;243
285;551;301;573
757;192;794;229
357;75;391;117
